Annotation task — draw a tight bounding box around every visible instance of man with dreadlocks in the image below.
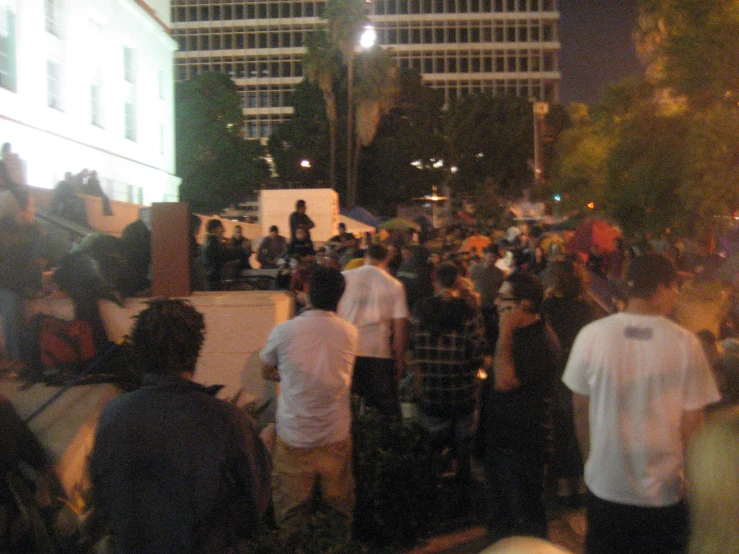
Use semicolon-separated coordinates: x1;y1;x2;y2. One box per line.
88;299;271;554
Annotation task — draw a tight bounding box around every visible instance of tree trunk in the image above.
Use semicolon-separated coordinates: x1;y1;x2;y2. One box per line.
346;58;356;208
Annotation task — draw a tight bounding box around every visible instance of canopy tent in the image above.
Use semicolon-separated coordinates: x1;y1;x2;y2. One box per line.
341;206;382;228
378;217;421;231
339;214;375;236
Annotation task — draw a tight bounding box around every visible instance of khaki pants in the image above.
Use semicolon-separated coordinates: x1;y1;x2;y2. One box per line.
272;435;355;530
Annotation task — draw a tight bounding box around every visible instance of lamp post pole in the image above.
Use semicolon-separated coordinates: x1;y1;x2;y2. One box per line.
532;101;549;192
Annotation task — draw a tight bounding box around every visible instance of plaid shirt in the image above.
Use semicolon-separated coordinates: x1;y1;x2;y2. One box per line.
410;297;486;417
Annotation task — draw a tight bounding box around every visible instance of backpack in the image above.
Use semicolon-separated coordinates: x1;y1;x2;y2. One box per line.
23;314;97;383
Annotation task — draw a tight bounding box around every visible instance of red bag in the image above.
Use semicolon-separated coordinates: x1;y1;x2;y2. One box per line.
38;315;97;368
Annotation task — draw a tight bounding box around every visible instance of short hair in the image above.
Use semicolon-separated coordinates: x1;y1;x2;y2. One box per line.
233;224;242;232
625;253;678;299
338;222;346;230
206;218;223;233
505;272;544;313
269;225;279;233
309;266;345;311
131;299;205;376
435;262;459;288
296;199;306;209
366;243;389;263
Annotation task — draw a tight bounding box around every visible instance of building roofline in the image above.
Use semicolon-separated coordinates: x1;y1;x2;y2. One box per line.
133;0;172;35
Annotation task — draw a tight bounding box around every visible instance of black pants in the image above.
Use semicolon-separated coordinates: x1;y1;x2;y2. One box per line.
351;356;401;419
586;493;689;554
484;446;547;541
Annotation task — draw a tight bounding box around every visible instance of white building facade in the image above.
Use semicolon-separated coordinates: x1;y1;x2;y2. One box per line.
0;0;180;204
171;0;560;139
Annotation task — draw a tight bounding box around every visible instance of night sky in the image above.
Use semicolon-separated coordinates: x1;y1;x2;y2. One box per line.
558;0;643;105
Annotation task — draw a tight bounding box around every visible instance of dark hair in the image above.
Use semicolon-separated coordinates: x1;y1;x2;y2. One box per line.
309;266;345;311
296;199;306;209
367;243;389;262
505;272;544;313
206;218;223;233
338;222;346;230
435;262;459;288
131;299;205;376
269;225;279;233
625;253;678;299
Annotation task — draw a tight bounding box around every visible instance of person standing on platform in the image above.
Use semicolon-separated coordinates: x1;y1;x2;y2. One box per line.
289;199;315;242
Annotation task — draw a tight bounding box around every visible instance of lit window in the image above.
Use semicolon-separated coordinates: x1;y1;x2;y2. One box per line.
91;82;101;126
45;0;60;37
47;60;61;109
125;89;136;141
123;46;134;83
0;6;17;91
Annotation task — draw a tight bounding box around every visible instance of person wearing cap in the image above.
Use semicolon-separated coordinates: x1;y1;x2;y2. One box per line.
562;253;720;554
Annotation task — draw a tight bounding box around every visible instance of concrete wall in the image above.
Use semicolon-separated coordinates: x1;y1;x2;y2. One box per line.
7;290;293;497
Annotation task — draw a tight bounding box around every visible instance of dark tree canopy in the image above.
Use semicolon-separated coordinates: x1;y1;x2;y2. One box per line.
176;72;269;214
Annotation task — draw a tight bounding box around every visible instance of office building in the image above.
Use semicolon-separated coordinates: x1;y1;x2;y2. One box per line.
172;0;560;140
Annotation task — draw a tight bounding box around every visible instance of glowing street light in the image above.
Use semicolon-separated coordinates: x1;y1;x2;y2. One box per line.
359;25;376;49
300;159;312;168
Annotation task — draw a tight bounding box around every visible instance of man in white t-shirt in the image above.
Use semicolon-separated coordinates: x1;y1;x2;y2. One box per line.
338;243;409;419
260;266;359;532
562;254;719;554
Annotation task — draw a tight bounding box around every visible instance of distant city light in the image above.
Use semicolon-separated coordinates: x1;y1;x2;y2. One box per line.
300;159;311;168
587;202;595;209
554;194;561;202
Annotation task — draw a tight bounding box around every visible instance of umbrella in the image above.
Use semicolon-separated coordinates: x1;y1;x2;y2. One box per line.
567;218;621;258
459;235;491;255
378;217;421;231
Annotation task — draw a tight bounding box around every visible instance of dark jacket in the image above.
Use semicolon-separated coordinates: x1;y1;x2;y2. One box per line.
90;373;271;554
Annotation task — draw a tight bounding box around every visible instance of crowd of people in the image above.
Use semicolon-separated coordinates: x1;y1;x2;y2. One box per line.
4;189;739;553
184;199;739;553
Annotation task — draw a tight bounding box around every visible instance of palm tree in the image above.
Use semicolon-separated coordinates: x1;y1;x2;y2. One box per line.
303;30;342;189
350;47;400;207
323;0;367;201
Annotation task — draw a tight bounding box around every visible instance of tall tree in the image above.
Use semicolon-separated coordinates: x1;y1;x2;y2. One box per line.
636;0;739;108
176;72;269;213
267;80;331;187
358;68;449;212
349;46;399;207
302;30;342;189
323;0;368;202
442;94;534;198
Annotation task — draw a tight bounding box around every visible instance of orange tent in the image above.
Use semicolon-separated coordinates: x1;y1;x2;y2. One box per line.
567;218;621;260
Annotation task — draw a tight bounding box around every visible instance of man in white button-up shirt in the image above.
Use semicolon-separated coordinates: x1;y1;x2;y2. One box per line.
261;266;359;533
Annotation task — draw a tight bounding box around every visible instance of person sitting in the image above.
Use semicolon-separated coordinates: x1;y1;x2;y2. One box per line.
201;219;240;291
286;225;315;263
256;225;287;269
